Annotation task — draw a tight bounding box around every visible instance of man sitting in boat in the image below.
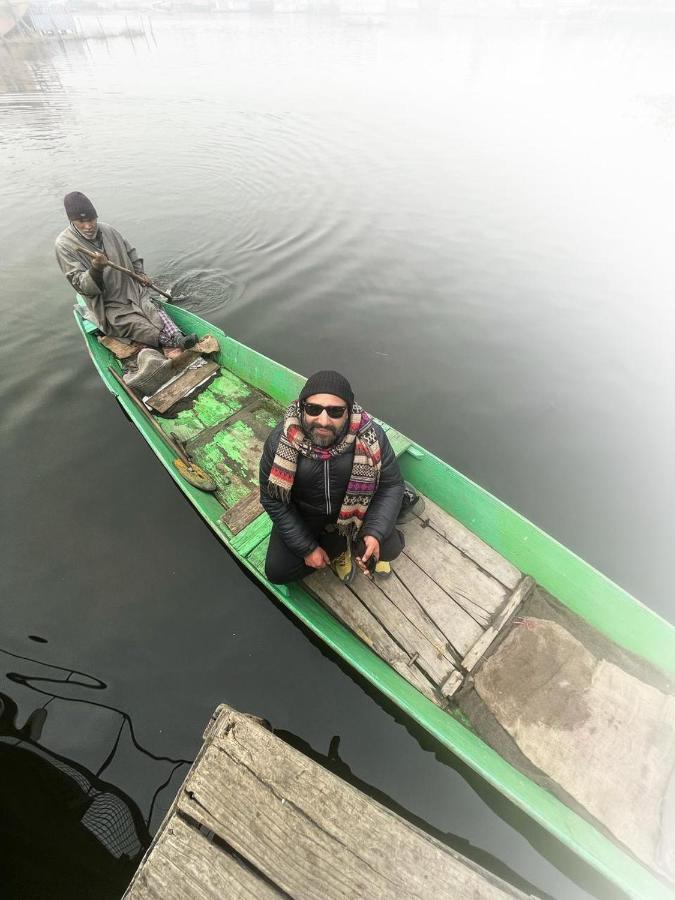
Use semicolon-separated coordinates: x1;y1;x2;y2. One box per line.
259;370;405;585
54;191;195;351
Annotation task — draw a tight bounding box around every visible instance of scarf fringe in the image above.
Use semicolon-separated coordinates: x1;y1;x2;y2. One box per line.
267;482;291;503
337;521;360;541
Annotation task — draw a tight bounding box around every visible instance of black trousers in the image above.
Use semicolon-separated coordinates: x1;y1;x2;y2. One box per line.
265;523;405;585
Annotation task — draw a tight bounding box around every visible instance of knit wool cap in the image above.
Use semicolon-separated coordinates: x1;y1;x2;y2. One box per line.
299;370;354;407
64;191;97;221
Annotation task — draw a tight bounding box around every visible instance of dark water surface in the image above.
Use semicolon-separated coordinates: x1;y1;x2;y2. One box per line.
2;9;673;899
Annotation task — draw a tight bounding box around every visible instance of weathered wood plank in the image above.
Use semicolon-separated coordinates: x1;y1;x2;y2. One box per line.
304;568;438;703
173;706;527;900
147;361;220;413
461;576;535;674
400;519;508;620
413;496;521;590
349;574;455;688
392;552;484;657
375;567;459;666
220;490;264;535
439;669;465;698
126;815;282;899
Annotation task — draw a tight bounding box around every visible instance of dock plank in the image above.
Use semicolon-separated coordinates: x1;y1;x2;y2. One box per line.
126;815;282;899
156;706;528;900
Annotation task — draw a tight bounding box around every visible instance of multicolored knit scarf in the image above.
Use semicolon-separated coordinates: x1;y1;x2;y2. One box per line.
268;400;382;538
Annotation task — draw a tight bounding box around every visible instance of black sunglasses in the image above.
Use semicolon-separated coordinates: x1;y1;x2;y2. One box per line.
303;402;347;419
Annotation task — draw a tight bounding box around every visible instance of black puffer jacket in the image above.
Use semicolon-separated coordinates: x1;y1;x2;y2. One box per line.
259;421;404;558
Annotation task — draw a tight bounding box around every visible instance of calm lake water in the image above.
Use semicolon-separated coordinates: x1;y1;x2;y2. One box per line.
1;7;673;898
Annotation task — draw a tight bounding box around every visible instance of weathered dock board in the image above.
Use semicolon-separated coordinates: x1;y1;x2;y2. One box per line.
124;705;531;900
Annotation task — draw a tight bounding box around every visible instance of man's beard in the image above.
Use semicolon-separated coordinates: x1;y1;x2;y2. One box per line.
302;415;347;448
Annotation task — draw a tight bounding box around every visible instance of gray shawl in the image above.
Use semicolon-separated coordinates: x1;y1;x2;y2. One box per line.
55;221;165;346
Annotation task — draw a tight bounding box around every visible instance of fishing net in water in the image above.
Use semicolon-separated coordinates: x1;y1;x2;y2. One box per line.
455;584;675;884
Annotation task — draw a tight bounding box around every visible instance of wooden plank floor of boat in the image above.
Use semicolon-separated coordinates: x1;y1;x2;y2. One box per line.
124;704;529;900
304;497;532;707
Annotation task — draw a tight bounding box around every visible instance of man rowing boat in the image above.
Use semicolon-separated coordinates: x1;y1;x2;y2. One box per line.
54;191;195;351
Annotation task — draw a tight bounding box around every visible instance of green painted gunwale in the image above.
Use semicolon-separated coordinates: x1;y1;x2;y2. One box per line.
75;300;675;899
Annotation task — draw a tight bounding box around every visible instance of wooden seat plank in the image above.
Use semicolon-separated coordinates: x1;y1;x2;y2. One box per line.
400;519;508;620
304;568;438;703
147;361;220;414
461;576;535;674
413;496;521;590
220;491;264;535
349;574;455;688
392;553;484;657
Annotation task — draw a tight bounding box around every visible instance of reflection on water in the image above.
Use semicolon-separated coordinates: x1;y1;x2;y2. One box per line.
2;8;674;899
0;646;190;898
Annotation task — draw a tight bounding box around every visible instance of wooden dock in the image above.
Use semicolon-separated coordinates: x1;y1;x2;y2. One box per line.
124;704;532;899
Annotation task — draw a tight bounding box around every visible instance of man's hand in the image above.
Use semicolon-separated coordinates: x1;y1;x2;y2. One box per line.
304;547;330;569
136;272;153;287
90;252;108;270
355;535;380;575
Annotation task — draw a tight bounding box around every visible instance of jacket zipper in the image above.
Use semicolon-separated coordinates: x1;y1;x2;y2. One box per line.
324;459;331;515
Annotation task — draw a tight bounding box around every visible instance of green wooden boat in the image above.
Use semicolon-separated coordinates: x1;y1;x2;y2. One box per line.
75;299;675;899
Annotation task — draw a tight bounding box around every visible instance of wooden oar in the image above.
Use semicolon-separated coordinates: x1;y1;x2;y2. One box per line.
108;366;217;492
80;246;172;299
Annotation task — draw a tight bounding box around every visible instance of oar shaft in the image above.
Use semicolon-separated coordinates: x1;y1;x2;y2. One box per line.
108;366;191;465
80;247;172;299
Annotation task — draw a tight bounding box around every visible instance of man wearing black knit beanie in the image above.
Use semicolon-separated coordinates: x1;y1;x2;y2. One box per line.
259;370;405;584
55;191;195;352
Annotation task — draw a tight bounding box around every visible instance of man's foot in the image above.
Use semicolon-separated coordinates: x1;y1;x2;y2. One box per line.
177;332;198;350
373;560;392;578
330;547;355;584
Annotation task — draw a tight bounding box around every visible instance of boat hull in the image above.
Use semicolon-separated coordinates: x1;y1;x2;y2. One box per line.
76;300;675;898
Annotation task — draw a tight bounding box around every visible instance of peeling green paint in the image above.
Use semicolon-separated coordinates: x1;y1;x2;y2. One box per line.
158;409;203;444
210;370;254;402
193;392;240;427
211;421;253;467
